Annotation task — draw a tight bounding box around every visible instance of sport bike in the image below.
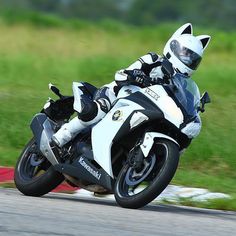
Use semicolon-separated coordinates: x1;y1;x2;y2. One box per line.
14;63;210;209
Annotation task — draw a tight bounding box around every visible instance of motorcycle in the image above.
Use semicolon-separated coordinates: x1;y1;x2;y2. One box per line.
14;61;210;209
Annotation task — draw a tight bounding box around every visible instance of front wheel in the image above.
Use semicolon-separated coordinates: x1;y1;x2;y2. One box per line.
114;139;179;209
14;138;64;196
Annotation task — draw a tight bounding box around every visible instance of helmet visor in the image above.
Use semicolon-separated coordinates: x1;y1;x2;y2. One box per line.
170;40;202;70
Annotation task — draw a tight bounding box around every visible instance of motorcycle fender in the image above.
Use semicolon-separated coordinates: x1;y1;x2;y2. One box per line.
140;132;179;157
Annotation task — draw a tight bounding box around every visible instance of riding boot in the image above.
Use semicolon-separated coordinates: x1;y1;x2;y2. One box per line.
51;83;109;157
52;116;87;148
51;82;86;148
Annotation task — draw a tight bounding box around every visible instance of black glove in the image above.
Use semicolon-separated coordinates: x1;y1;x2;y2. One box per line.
124;69;152;87
161;58;174;82
149;77;165;85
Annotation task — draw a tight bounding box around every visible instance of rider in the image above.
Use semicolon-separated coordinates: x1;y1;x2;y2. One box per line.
51;23;211;151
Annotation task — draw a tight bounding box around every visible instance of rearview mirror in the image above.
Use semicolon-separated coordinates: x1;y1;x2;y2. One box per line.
199;91;211;112
201;91;211;104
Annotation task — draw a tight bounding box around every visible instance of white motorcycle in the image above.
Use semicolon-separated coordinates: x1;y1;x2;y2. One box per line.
14;63;210;209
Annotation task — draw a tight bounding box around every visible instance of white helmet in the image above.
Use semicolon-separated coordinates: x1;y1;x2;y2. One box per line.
163;23;211;76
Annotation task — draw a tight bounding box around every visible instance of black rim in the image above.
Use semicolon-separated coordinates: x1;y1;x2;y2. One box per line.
117;143;168;197
125;154;156;186
18;141;50;181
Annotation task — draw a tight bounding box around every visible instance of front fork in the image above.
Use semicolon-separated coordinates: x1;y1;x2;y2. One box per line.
128;140;144;172
128;132;180;171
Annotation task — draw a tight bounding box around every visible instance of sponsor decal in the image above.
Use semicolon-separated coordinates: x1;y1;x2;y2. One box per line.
145;87;160;101
112;110;123;121
79;157;101;180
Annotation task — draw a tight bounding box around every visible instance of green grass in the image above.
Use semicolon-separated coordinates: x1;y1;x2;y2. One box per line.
161;195;236;211
0;12;235;209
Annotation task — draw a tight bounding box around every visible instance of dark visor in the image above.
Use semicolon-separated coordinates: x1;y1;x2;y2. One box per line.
170;40;202;70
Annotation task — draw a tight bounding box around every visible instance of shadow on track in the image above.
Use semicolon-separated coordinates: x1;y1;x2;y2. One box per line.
43;192;236;220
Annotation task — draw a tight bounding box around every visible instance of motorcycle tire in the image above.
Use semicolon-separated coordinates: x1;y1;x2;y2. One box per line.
114;139;179;209
14;138;64;197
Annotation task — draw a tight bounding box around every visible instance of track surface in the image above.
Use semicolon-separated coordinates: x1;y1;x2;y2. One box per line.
0;188;235;236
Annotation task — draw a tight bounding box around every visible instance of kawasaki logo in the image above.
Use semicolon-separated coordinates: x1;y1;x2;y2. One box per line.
79;157;101;180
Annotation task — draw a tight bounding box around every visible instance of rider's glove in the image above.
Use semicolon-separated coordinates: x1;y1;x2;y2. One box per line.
149;77;164;85
124;69;152;87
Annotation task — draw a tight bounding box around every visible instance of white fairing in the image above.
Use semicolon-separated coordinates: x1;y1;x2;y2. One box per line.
91;85;184;178
181;116;202;138
141;85;184;127
92;99;144;178
116;85;141;98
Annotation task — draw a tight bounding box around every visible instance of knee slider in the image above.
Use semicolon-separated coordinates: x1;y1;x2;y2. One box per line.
96;98;111;113
77;97;98;122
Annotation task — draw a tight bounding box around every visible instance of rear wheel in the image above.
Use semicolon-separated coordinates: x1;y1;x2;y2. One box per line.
114;139;179;209
14;138;64;196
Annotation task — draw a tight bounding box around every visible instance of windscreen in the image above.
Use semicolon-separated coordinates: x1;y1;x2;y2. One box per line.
166;73;201;119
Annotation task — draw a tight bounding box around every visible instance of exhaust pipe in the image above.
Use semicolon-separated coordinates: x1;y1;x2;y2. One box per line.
30;113;59;165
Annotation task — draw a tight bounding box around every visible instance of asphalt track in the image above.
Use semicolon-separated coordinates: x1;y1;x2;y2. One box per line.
0;188;235;236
